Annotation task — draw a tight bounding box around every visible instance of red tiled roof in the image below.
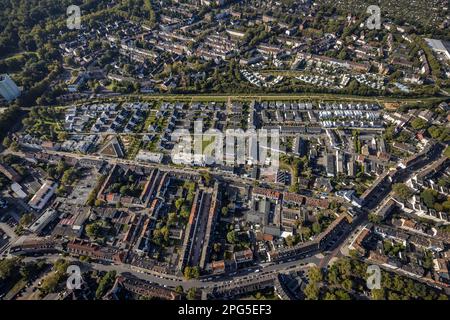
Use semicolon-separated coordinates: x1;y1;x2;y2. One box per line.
283;192;305;204
253;187;281;200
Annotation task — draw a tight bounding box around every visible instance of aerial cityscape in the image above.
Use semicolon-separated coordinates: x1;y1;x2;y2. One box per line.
0;0;450;304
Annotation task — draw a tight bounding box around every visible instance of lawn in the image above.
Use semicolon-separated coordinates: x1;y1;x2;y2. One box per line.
4;279;27;300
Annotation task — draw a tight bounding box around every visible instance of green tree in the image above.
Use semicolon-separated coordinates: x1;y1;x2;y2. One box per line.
371;288;385;300
168;212;178;225
40;260;70;295
392;274;405;292
153;225;170;245
95;271;117;299
40;273;61;295
428;125;449;142
79;256;91;263
393;183;413;201
308;266;323;283
335;289;351;300
180;205;191;219
56;160;67;177
175;198;184;211
285;235;296;247
312;222;322;235
19;262;40;281
445;146;450;159
10;141;19;151
0;257;20;280
422;250;434;270
368;213;381;224
19;213;33;227
342;278;353;291
120;185;130;196
411;118;427;130
324;292;337;300
175;285;184;294
226;230;238;244
187;288;197;300
289;183;300;193
57;131;68;141
61;168;76;185
337;259;352;278
337;49;348;60
86;222;102;239
300;226;311;239
420;189;437;208
327;266;340;285
184;266;200;280
304;282;320;300
201;171;212;186
221;206;229;217
213;243;221;253
2;136;11;148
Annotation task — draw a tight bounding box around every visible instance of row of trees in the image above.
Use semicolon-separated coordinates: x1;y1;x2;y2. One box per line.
0;258;47;297
183;266;200;280
174;181;197;221
0;106;22;142
303;257;447;300
39;259;70;296
86;175;107;206
420;188;450;212
95;271;117;299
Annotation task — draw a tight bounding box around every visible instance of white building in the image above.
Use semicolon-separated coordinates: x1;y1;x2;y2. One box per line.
11;183;27;199
28;180;58;211
135;150;163;163
29;209;59;234
425;38;450;60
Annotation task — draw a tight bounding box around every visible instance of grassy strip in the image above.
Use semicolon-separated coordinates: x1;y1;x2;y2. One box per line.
4;278;27;300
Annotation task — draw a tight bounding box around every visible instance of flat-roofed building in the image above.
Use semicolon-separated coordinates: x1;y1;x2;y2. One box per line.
326;153;336;177
0;163;21;182
293;136;307;157
28;180;58;211
29;209;59;234
425;38;450;60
